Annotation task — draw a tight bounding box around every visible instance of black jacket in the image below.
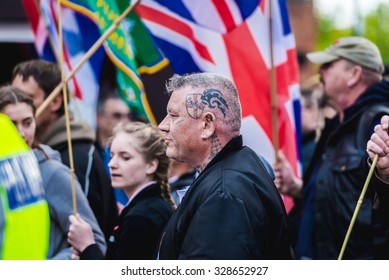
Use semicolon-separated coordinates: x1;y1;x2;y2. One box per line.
158;136;293;260
304;80;389;259
106;183;174;260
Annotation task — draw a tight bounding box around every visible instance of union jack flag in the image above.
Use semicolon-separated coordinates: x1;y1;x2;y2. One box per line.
137;0;301;212
22;0;105;128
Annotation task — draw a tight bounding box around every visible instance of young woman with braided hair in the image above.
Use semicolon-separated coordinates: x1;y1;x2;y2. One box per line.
68;122;175;260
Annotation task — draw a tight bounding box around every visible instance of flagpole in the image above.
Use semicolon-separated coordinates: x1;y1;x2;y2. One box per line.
35;0;81;118
36;0;140;118
338;153;379;260
57;0;77;215
269;0;280;164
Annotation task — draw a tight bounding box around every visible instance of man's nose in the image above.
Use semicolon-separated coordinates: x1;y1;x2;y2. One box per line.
158;117;167;131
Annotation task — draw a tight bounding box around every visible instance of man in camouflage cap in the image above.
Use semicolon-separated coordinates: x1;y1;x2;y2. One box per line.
274;36;389;259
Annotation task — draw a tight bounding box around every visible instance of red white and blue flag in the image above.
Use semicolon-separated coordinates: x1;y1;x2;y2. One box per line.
137;0;301;212
21;0;56;61
22;0;105;128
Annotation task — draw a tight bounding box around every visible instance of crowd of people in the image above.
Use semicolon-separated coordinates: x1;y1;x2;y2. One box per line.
1;35;389;260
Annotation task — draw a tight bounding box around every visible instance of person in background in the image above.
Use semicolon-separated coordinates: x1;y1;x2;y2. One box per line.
0;85;106;259
157;72;293;259
299;75;336;170
11;59;118;243
275;37;389;259
96;91;132;212
300;87;322;173
168;160;196;206
68;122;175;260
275;82;325;248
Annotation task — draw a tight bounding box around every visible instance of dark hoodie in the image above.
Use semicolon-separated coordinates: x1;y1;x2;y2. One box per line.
296;79;389;260
41;113;118;243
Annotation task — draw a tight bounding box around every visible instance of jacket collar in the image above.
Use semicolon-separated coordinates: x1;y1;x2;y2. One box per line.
344;79;389;121
121;183;160;213
201;135;243;174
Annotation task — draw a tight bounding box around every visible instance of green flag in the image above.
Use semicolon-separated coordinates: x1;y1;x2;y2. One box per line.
62;0;169;123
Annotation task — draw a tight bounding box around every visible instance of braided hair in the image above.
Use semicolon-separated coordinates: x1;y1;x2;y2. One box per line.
110;122;176;210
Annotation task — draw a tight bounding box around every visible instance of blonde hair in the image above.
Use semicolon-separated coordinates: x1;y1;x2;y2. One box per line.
110;122;176;210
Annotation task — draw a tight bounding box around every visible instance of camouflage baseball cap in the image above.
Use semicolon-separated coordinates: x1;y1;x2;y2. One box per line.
307;37;384;74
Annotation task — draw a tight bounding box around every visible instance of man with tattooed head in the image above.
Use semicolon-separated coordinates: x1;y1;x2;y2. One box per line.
157;72;293;259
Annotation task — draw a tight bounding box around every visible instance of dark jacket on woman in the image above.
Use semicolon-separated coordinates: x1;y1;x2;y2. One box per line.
106;183;173;260
80;182;174;260
296;80;389;259
158;136;293;260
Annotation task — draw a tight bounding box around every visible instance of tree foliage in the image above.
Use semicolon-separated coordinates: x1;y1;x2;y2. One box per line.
364;3;389;63
316;2;389;64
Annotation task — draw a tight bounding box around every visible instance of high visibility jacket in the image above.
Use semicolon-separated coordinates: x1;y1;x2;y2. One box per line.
0;114;49;260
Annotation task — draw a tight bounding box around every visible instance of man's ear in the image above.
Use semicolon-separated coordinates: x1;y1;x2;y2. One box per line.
201;112;216;139
50;94;63;113
347;65;363;87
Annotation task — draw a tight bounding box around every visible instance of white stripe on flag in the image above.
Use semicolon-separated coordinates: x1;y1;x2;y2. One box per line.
182;0;227;33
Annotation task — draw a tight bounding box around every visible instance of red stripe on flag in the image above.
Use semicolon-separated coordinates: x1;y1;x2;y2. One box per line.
286;48;299;84
22;0;40;34
211;0;235;32
136;4;214;64
223;21;296;213
259;0;266;13
49;1;83;99
224;22;272;138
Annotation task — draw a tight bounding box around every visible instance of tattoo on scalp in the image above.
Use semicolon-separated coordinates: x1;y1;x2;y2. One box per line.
186;94;204;119
202;89;229;118
185;88;229;119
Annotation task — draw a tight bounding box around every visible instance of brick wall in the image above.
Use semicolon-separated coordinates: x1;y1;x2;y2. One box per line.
288;0;318;86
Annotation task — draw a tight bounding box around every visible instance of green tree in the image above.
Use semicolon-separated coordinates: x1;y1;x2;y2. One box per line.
364;3;389;63
316;2;389;64
317;16;352;51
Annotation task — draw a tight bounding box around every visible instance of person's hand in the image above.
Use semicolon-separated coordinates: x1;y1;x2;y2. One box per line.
366;115;389;183
273;151;302;198
70;247;80;260
68;213;96;253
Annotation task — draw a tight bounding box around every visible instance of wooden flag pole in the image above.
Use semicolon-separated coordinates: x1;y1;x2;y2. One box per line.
57;0;77;215
269;0;280;164
36;0;140;118
338;153;379;260
35;0;82;119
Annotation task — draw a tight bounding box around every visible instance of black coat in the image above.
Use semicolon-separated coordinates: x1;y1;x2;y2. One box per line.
303;80;389;259
105;183;174;260
158;136;293;260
